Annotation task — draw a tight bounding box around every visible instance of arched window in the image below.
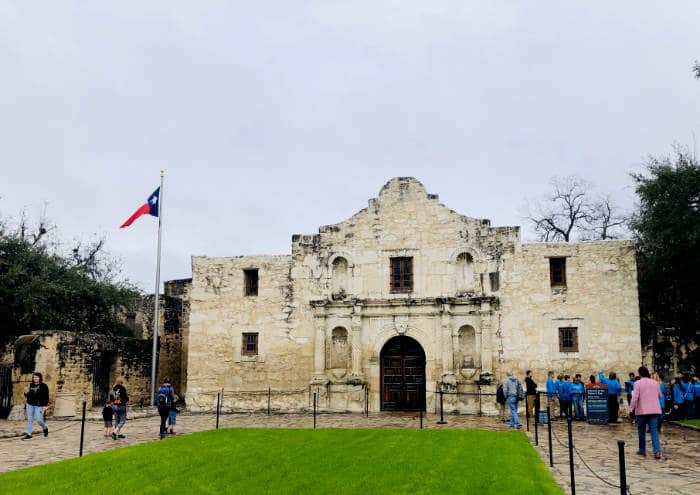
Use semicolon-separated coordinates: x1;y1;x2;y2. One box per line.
458;325;476;368
330;327;350;369
332;257;348;294
456;253;474;292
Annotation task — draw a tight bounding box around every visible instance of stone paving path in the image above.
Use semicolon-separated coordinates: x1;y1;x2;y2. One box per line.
0;411;698;494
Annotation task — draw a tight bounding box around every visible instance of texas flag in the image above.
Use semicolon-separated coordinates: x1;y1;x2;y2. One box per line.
120;187;160;228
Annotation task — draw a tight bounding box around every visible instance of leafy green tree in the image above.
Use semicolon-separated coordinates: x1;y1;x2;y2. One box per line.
0;214;140;341
630;147;700;372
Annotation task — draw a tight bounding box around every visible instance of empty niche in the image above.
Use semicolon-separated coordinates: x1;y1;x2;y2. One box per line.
458;325;476;368
455;253;474;292
332;257;348;294
330;327;350;369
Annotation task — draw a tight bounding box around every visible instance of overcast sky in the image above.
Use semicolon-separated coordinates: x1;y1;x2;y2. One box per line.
1;1;699;291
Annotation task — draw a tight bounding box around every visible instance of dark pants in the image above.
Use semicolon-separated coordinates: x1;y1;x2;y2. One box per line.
608;395;619;423
158;406;170;436
560;399;572;419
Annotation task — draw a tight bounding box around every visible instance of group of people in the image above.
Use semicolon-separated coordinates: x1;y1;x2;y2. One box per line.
498;367;699;460
22;373;179;441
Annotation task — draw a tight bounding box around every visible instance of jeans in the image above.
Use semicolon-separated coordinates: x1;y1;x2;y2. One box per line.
636;414;660;454
113;406;127;429
507;396;522;428
560;399;572;419
26;405;47;434
573;395;585;420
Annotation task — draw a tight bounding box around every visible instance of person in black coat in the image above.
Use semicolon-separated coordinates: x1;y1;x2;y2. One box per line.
22;372;49;440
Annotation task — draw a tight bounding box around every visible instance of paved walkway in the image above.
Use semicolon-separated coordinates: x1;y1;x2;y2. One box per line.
0;411;698;494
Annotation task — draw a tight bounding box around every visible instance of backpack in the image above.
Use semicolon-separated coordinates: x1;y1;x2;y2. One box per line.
516;382;526;401
496;385;506;404
157;385;171;408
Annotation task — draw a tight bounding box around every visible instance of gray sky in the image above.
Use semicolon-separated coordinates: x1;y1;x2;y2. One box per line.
1;1;699;291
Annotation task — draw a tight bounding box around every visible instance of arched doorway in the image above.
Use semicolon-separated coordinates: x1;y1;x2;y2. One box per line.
380;336;426;411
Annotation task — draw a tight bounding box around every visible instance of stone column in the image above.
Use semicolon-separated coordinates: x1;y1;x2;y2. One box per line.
479;301;493;374
349;304;364;383
312;315;328;383
440;303;457;389
451;329;460;370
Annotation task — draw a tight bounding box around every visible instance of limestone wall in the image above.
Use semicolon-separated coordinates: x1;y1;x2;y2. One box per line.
498;241;641;383
186;255;312;411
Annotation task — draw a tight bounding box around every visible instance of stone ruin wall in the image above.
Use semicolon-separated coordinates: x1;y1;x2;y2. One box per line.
4;331;153;419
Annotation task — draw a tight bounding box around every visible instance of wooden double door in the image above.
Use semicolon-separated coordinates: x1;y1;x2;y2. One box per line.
381;336;426;411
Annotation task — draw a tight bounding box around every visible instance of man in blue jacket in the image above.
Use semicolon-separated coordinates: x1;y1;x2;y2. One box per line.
599;371;622;423
672;375;687;420
571;374;585;421
546;371;559;420
559;375;573;419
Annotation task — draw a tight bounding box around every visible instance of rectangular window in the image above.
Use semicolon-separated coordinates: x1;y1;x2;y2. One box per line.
549;257;567;287
558;327;578;353
244;269;259;296
390;257;413;293
241;333;259;356
489;272;499;292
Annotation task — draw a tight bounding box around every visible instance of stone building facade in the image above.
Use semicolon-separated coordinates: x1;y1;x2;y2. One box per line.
185;178;641;413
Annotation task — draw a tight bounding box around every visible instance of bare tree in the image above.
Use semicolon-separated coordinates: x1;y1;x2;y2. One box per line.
585;195;628;240
522;176;629;242
523;176;594;242
694;60;700;79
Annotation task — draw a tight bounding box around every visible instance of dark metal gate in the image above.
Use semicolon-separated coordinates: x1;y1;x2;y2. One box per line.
0;366;13;419
381;336;425;411
91;355;111;406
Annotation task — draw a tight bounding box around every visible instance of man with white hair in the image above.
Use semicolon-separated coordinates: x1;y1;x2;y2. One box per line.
503;371;523;430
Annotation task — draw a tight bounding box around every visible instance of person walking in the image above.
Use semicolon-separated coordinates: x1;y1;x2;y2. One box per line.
599;371;622;423
572;374;585;421
22;372;49;440
629;366;662;459
524;370;537;420
156;378;175;439
503;371;523;430
545;371;559;420
111;378;129;440
682;374;695;419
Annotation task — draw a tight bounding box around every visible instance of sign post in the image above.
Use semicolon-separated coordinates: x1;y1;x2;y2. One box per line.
585;387;609;425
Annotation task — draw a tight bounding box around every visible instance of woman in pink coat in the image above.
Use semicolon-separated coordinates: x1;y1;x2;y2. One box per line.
629;366;662;459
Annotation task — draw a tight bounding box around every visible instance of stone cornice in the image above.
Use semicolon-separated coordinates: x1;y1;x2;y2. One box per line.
309;295;498;309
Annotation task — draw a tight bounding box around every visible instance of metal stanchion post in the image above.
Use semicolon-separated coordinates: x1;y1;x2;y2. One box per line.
567;417;575;495
79;401;86;457
617;440;627;495
420;409;423;430
437;389;447;424
313;392;317;430
216;392;221;430
365;387;369;418
526;397;530;432
547;406;553;467
268;386;271;415
534;394;539;446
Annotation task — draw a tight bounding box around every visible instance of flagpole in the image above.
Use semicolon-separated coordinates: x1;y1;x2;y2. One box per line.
150;170;164;406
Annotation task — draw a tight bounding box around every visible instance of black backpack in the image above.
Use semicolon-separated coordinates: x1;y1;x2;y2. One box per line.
496;384;506;404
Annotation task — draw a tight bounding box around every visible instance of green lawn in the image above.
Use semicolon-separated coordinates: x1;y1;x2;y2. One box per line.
0;428;561;494
680;418;700;428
